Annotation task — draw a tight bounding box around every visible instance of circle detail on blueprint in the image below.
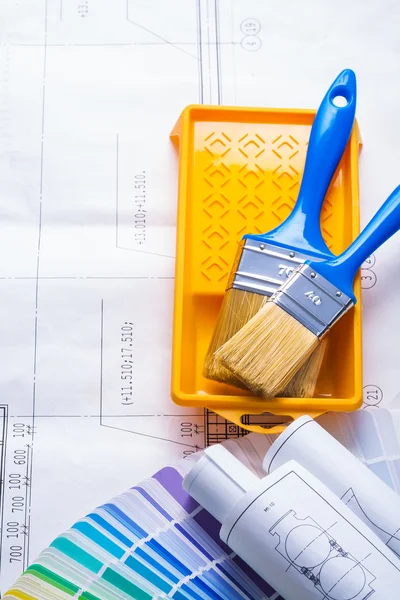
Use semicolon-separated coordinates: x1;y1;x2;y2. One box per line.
241;36;262;51
362;254;376;269
240;18;261;35
319;557;367;599
285;525;331;568
361;270;377;289
363;384;383;406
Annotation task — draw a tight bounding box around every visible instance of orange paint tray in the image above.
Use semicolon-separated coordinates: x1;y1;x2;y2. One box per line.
170;105;362;434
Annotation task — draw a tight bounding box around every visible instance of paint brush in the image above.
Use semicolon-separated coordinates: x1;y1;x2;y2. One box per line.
203;69;357;397
215;185;400;398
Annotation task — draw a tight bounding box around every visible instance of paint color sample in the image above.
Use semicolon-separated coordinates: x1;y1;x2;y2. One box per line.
5;466;273;599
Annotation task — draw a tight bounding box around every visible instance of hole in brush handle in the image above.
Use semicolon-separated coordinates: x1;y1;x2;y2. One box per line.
332;95;348;107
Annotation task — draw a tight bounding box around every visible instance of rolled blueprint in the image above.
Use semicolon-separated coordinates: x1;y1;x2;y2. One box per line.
264;415;400;558
185;446;400;600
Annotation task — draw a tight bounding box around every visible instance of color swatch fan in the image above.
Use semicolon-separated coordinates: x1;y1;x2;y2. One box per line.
4;463;277;599
5;408;400;600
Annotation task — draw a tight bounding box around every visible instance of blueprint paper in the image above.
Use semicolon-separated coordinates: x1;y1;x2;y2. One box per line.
264;416;400;558
1;0;400;593
222;460;400;600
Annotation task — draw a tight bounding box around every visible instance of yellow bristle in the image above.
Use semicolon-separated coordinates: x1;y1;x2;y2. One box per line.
205;288;326;398
215;302;320;399
278;338;328;398
203;288;268;388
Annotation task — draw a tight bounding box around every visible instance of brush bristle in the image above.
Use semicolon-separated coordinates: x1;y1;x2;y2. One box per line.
203;288;268;388
279;338;328;398
215;302;320;398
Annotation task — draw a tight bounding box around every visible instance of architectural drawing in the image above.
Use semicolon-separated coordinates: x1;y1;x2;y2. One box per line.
0;0;277;591
342;489;400;558
270;510;376;600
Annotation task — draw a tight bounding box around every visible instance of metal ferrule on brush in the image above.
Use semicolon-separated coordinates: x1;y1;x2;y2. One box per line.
227;238;307;296
271;264;353;338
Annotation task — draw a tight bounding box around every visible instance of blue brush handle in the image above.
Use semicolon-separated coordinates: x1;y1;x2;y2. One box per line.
246;69;357;257
308;185;400;301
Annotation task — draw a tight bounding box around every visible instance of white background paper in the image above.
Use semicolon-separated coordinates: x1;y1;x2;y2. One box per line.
1;0;400;592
